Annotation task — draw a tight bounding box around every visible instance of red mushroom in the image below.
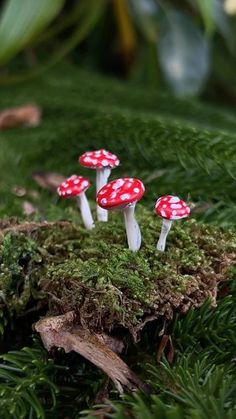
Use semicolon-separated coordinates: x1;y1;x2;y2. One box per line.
97;178;145;251
155;195;190;251
79;149;119;222
57;175;94;230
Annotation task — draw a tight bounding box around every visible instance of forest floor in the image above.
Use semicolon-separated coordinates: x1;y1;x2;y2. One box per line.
0;63;235;418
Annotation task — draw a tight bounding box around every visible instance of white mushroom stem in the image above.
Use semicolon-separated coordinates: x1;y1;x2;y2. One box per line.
123;203;141;252
77;192;94;230
157;219;172;252
96;167;111;222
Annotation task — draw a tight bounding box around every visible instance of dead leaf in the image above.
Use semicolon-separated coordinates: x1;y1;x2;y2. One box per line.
32;171;65;192
11;185;26;197
0;104;41;131
22;201;38;216
157;334;175;363
93;379;110;405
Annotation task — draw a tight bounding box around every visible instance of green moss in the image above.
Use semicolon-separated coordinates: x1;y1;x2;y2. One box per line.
0;207;235;336
0;232;39;312
0;63;236;225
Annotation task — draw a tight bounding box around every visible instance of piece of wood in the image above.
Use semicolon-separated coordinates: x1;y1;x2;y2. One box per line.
0;104;41;130
35;311;150;394
157;334;174;364
32;171;65;192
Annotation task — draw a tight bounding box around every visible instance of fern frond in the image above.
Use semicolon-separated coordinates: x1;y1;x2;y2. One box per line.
0;64;236;226
171;295;236;363
149;356;236;419
0;342;60;419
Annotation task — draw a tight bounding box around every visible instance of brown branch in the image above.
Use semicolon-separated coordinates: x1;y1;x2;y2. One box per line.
35;311;150;394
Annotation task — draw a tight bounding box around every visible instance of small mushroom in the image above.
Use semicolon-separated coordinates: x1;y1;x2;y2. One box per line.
155;195;190;252
57;175;94;230
79;149;119;222
97;178;145;251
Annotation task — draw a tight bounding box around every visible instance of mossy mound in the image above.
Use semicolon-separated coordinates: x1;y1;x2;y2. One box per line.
0;208;235;339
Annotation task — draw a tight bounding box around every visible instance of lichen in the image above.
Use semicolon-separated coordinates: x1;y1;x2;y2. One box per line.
0;208;235;337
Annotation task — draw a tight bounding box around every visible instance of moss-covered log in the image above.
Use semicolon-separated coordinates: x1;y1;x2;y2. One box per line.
0;208;235;336
1;207;235;392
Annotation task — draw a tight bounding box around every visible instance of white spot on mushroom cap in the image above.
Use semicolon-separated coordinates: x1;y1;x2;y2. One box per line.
101;159;109;166
161;210;166;217
82;181;89;188
133;187;140;193
169;196;180;203
170;203;182;209
98;188;107;195
112;179;125;189
120;193;130;201
101;198;107;204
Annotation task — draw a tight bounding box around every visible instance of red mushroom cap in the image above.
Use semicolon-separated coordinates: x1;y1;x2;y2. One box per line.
97;178;145;209
57;175;90;198
79;149;119;169
155;195;190;220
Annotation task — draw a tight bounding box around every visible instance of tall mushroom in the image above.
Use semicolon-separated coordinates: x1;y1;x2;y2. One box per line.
97;178;145;251
155;195;190;252
79;149;119;222
57;175;94;230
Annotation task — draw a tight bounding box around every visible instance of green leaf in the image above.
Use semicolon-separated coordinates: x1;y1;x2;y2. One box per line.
212;0;236;52
157;10;210;96
128;0;159;42
0;0;65;64
196;0;215;35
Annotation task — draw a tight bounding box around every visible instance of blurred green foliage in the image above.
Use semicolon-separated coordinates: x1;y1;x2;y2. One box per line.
0;0;235;99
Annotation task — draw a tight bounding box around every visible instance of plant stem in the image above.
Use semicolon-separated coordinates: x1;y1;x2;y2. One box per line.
77;192;94;230
96;167;111;222
157;219;172;252
123;203;141;251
